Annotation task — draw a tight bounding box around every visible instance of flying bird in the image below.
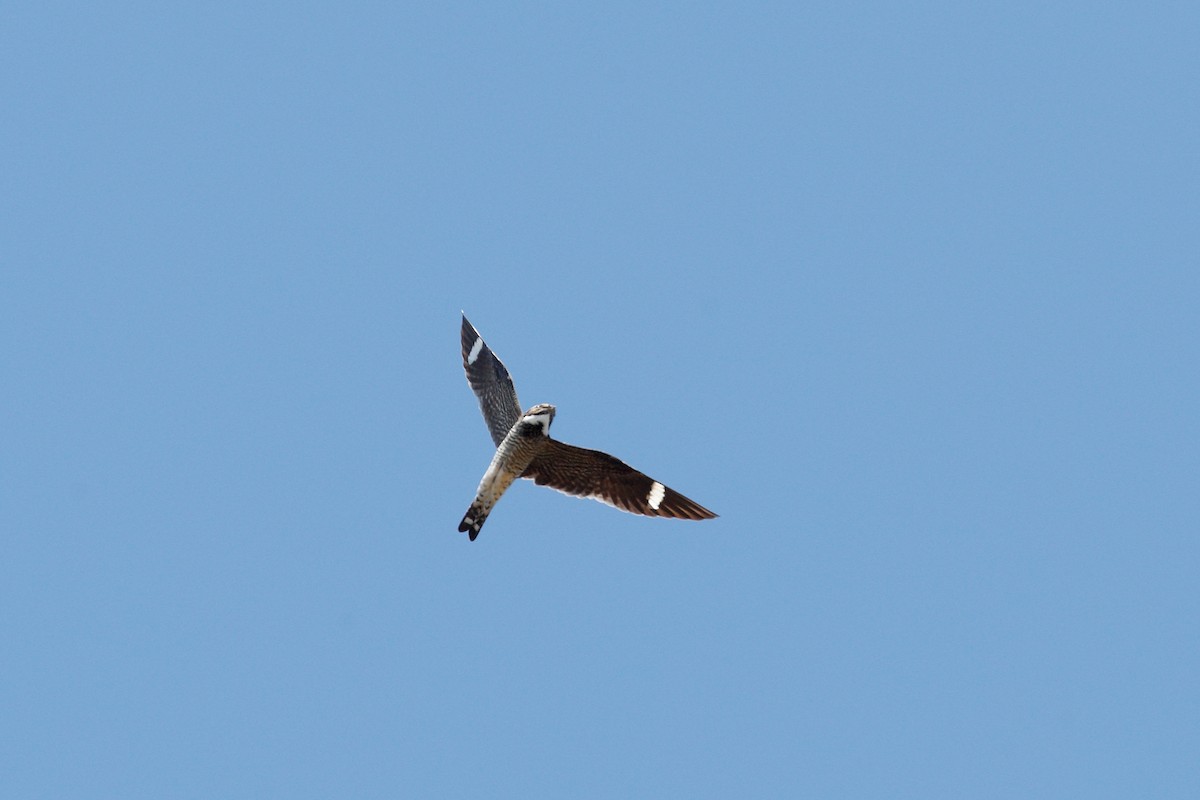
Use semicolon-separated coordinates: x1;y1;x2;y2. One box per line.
458;314;717;540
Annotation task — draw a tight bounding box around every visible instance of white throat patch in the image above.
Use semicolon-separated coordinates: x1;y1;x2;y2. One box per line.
522;412;551;433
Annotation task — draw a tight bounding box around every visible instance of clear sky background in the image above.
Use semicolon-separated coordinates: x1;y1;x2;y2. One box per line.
3;3;1197;797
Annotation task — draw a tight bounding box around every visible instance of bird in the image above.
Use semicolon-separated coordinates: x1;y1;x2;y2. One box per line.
457;313;717;540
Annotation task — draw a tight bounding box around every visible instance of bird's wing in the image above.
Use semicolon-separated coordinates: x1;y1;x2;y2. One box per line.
522;439;717;520
461;314;522;447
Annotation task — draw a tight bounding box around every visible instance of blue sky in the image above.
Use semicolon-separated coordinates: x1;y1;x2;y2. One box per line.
3;2;1197;797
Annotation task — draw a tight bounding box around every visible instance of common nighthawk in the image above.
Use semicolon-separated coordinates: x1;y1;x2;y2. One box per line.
458;314;717;540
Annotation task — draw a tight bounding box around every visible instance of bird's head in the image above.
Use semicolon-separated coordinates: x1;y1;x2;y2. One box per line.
520;403;556;434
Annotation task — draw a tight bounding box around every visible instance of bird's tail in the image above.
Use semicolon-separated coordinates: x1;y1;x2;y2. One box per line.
457;501;489;541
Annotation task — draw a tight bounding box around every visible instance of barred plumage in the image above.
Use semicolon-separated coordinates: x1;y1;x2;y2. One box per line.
458;314;716;539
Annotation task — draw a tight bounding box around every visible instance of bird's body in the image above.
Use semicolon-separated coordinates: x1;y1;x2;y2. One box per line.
458;404;555;539
457;314;716;540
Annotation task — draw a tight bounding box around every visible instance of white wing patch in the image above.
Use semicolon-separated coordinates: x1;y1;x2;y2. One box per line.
647;481;666;510
541;481;661;514
466;336;485;365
